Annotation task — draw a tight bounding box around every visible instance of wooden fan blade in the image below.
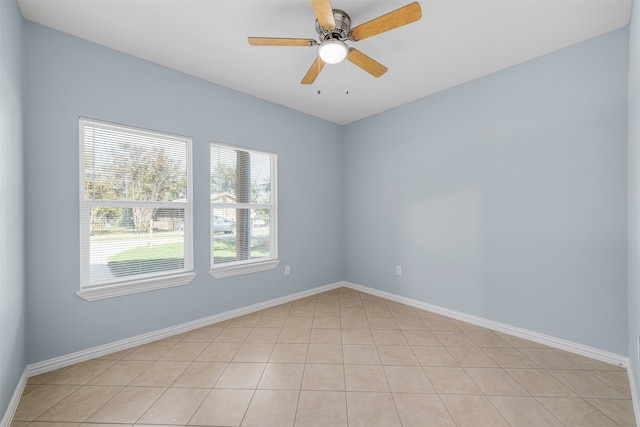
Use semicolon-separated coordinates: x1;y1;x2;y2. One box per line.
301;57;326;84
311;0;335;30
347;48;388;77
349;2;422;41
248;37;316;47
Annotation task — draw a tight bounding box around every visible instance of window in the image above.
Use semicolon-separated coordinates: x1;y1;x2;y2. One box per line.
210;143;278;278
78;118;194;301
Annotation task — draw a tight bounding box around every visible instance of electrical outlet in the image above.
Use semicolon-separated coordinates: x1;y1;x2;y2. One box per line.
396;266;402;276
285;266;290;276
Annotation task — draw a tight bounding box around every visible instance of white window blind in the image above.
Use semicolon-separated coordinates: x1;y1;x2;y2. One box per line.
210;143;278;278
79;118;194;300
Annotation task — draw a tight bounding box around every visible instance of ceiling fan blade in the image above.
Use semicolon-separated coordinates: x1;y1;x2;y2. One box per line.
349;2;422;41
311;0;336;30
301;57;326;85
248;37;317;47
347;48;388;78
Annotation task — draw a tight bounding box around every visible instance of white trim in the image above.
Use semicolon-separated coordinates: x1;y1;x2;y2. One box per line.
28;281;343;376
210;260;280;279
629;364;640;425
1;368;27;427
343;281;629;368
76;271;196;301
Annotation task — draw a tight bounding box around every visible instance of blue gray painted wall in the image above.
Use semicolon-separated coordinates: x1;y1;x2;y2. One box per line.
0;0;26;419
24;22;344;363
628;0;640;399
343;28;629;355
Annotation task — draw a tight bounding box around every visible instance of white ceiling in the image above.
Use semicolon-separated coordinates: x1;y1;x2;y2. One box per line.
18;0;632;125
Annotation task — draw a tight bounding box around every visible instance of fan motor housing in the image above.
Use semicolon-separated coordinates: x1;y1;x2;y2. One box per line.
315;9;351;41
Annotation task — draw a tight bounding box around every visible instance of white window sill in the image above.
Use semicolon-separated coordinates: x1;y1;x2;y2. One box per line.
210;259;280;279
77;271;197;301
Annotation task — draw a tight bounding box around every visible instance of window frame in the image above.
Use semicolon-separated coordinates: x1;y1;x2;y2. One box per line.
77;118;195;301
209;142;279;279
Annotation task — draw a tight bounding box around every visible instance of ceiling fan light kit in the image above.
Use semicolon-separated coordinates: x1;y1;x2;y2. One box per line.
248;0;422;85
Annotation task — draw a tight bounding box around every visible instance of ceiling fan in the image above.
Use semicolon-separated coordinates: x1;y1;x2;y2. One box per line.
248;0;422;85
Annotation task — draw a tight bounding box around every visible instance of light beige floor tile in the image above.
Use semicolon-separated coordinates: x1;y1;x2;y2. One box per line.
306;344;343;364
393;393;455;427
214;327;253;342
241;390;299;427
340;317;370;329
278;328;312;343
556;350;622;371
215;363;266;389
412;346;458;367
137;387;208;425
294;391;348;427
189;388;254;426
495;333;548;348
232;342;275;362
94;347;136;361
447;347;498;367
464;331;511;347
196;341;241;362
424;367;482;395
590;369;634;397
255;315;287;328
586;398;636;426
377;345;419;366
172;361;227;387
314;306;340;317
483;347;539;368
258;363;305;390
506;368;577;397
46;360;116;385
440;394;510;427
342;344;381;365
372;329;409;346
312;316;341;329
345;392;402;427
537;397;619;426
269;343;309;363
423;317;459;331
14;385;80;421
244;327;281;343
228;313;261;328
87;360;152;386
128;361;189;387
367;317;398;329
27;367;71;385
518;348;579;369
159;341;208;361
36;385;121;422
85;386;164;424
433;330;476;347
341;329;374;344
488;396;563;427
384;365;435;393
344;365;390;392
395;317;429;330
301;364;345;391
124;342;175;361
310;328;342;344
548;369;628;398
403;330;440;346
284;316;314;328
465;367;529;396
181;324;225;342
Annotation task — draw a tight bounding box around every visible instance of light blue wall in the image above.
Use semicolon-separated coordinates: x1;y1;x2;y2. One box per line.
0;0;26;419
24;23;344;363
344;28;629;355
628;0;640;400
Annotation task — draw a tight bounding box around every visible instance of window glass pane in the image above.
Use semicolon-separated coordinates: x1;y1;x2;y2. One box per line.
89;206;185;283
210;146;271;203
212;208;271;265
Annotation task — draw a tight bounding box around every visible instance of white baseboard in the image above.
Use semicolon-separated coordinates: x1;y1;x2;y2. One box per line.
629;364;640;425
27;281;343;376
1;369;27;427
343;281;629;368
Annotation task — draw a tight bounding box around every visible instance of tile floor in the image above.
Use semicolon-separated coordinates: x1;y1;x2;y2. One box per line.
11;287;636;426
